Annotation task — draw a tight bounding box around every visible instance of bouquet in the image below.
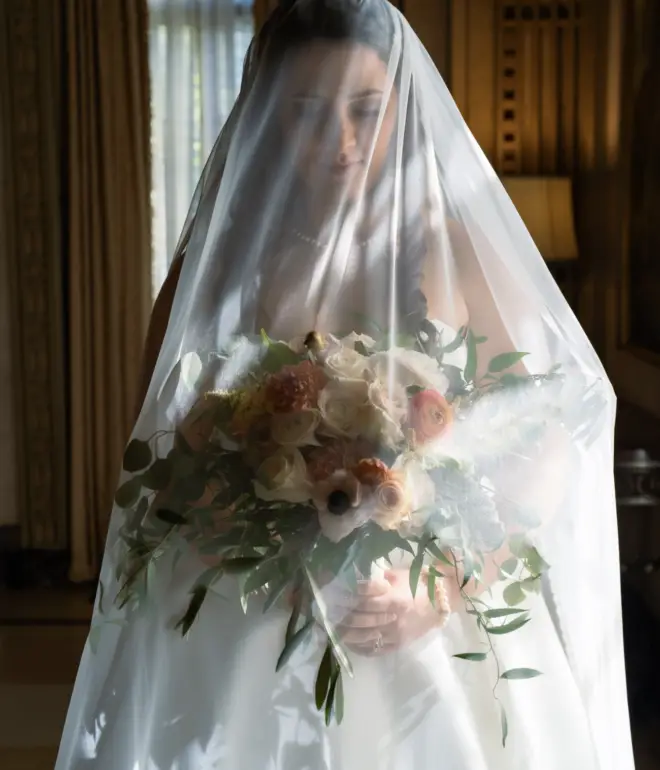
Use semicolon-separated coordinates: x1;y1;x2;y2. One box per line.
106;322;602;744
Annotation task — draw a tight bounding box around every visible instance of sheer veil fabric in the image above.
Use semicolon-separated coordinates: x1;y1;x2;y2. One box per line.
56;2;634;769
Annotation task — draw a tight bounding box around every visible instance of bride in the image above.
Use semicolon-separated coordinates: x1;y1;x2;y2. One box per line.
56;1;634;769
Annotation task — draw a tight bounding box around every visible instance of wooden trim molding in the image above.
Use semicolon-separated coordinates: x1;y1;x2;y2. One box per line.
0;1;67;548
604;0;660;419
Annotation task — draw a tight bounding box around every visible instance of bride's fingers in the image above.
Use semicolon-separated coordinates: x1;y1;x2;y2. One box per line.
338;626;382;645
356;579;390;597
332;593;393;613
341;612;397;629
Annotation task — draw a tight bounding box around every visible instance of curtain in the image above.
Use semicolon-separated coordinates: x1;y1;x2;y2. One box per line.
0;0;67;550
149;0;254;295
65;0;152;582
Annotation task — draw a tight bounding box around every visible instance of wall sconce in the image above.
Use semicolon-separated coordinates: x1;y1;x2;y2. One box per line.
501;176;579;263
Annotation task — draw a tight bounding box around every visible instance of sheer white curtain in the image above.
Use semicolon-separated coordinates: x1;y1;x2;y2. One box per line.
149;0;253;295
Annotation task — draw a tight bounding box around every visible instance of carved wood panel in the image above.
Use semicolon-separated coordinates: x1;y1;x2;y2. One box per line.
452;0;585;176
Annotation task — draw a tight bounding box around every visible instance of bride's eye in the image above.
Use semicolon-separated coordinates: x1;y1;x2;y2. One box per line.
350;100;382;121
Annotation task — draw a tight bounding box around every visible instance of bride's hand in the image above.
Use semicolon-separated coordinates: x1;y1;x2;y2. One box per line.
334;569;450;657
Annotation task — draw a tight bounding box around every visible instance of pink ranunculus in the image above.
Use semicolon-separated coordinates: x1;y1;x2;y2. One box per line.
408;389;453;445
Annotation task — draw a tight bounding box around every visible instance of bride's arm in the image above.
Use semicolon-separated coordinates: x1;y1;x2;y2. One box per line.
134;252;185;418
422;220;529;377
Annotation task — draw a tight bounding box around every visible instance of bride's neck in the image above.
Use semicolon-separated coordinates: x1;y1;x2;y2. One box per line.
294;195;376;245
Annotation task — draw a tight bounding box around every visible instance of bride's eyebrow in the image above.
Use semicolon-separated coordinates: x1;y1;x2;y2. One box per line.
349;89;383;100
291;88;384;101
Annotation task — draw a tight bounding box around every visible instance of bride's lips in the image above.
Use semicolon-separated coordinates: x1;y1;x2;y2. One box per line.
328;161;362;179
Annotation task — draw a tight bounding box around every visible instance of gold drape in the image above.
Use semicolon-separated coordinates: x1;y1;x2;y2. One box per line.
65;0;152;581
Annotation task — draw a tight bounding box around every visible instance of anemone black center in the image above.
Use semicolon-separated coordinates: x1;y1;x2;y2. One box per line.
327;490;351;516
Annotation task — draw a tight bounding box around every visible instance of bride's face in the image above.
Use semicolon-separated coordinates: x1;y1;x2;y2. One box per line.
279;41;398;206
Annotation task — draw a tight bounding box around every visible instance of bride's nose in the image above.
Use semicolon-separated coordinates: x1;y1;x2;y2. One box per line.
331;108;357;164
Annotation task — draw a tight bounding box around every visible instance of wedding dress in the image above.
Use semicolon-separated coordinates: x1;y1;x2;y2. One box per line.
56;2;634;768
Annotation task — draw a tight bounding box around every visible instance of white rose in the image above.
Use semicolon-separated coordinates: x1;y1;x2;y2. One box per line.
253;448;312;504
323;345;370;380
270;410;320;447
340;332;377;351
365;381;406;448
369;348;449;394
318;380;370;438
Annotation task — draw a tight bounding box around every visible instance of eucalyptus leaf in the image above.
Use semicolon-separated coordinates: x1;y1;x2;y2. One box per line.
426;542;454;568
223;556;265;574
427;567;437;607
334;671;345;724
276;619;314;672
500;704;509;748
175;585;208;636
508;534;529;558
441;364;468;395
315;645;333;710
520;576;542;594
500;668;542;680
325;669;340;726
500;557;520;576
304;566;353;678
523;547;550;576
123;439;152;473
409;550;425;599
503;582;526;607
243;557;286;597
174;473;208;504
115;477;143;509
453;652;488;662
168;447;196;478
488;352;529;373
464;331;477;383
441;329;467;354
264;571;297;614
97;579;106;615
285;587;303;643
499;373;530;388
194;566;224;590
483;607;528;619
156;509;186;526
142;458;173;491
486;615;530;635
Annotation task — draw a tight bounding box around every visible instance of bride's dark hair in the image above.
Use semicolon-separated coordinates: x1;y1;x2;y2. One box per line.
257;0;395;65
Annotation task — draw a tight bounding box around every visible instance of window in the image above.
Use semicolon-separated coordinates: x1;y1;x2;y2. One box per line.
148;0;254;296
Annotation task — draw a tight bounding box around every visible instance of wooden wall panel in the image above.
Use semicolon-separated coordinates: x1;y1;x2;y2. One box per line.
455;0;583;175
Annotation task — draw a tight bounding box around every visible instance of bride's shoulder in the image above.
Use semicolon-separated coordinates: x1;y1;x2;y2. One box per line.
420;218;470;329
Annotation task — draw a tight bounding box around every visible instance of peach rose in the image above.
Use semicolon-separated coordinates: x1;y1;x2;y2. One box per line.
373;471;411;529
352;458;389;487
408;389;453;445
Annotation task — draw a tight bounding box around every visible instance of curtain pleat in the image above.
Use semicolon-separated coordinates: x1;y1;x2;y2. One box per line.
65;0;152;582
